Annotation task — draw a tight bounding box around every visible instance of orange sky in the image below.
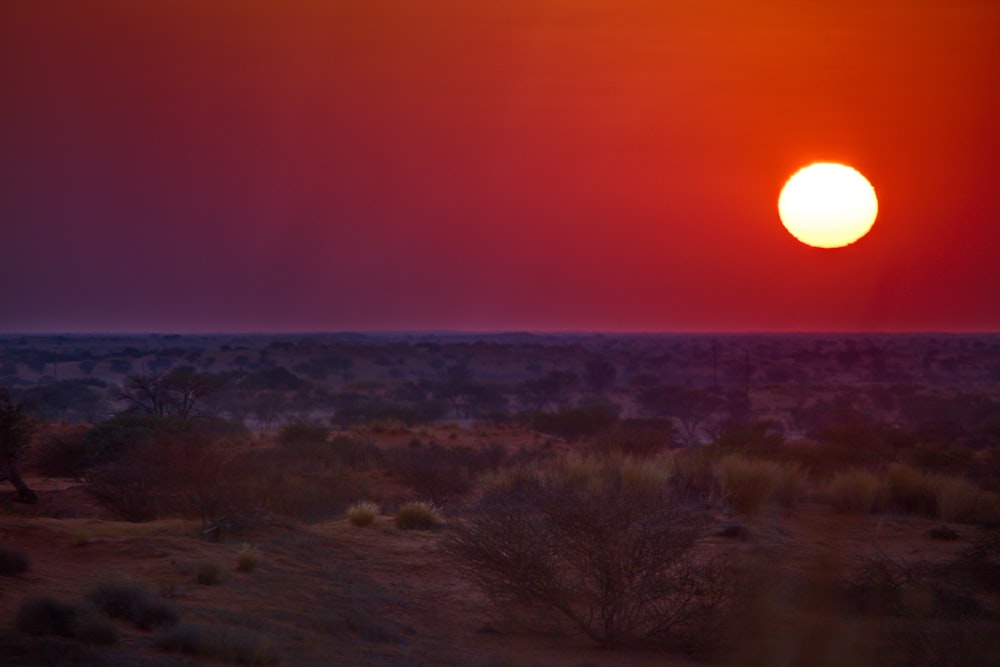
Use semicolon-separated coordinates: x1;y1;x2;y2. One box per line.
1;0;998;332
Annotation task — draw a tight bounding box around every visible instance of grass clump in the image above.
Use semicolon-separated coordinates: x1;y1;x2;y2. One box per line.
155;623;279;665
16;597;117;646
773;461;807;508
884;464;938;517
86;579;179;630
236;543;261;572
935;476;997;524
347;501;380;527
828;469;880;514
715;454;778;514
196;560;224;585
0;546;29;576
395;501;442;530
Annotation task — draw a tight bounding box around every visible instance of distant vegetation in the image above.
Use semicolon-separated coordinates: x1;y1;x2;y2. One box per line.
3;333;1000;663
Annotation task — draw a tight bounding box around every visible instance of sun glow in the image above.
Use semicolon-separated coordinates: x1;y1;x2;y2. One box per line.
778;163;878;248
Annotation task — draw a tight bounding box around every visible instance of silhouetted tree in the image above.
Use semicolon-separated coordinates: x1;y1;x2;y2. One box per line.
638;385;723;446
116;369;220;419
0;388;38;503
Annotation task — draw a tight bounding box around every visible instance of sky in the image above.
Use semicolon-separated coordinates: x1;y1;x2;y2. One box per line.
1;0;998;333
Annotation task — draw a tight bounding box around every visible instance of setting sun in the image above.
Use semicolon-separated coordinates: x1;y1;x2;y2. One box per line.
778;163;879;249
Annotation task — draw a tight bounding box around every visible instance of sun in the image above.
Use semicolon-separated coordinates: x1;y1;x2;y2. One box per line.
778;163;878;248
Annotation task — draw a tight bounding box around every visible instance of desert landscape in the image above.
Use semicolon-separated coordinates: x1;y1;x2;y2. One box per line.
1;333;998;666
4;1;999;665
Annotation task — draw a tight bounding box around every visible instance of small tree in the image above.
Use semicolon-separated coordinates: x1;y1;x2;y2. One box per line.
445;456;736;649
0;388;38;503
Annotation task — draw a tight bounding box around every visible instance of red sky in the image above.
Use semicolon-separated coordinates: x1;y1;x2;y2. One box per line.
1;0;998;333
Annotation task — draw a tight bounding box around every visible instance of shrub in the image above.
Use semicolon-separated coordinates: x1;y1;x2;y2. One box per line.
389;443;504;505
714;455;779;514
935;476;997;524
828;469;880;514
85;456;162;522
31;427;92;478
395;501;442;530
591;418;677;458
773;461;807;508
884;464;938;517
15;597;117;645
445;455;738;650
0;546;29;576
196;561;223;585
155;623;279;665
86;580;179;630
672;446;723;499
236;544;261;572
347;501;380;527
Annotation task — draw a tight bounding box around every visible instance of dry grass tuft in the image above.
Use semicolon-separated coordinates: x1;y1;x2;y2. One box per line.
395;501;442;530
86;579;179;630
934;476;997;524
16;597;117;646
236;543;261;572
715;454;779;514
828;469;881;514
773;461;808;508
346;501;381;527
155;623;279;664
884;464;938;517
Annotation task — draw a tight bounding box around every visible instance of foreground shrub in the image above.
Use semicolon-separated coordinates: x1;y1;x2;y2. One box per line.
935;476;996;524
86;580;178;630
773;461;807;508
0;546;29;576
155;623;278;665
16;597;117;646
388;443;505;505
445;455;737;650
196;561;223;585
347;501;380;527
714;455;779;514
395;501;442;530
828;469;880;514
236;544;261;572
884;464;938;517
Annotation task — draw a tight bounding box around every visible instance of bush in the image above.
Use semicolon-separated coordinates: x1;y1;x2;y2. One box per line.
935;476;997;524
196;561;223;585
395;501;442;530
884;464;938;517
85;456;162;522
714;455;779;514
155;623;279;664
86;580;179;630
16;597;117;645
773;461;807;508
236;544;261;572
389;443;504;505
828;469;880;514
591;418;677;458
0;546;29;576
444;455;737;650
347;501;380;527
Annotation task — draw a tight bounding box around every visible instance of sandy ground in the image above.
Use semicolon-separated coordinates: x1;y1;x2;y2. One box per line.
1;464;981;667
